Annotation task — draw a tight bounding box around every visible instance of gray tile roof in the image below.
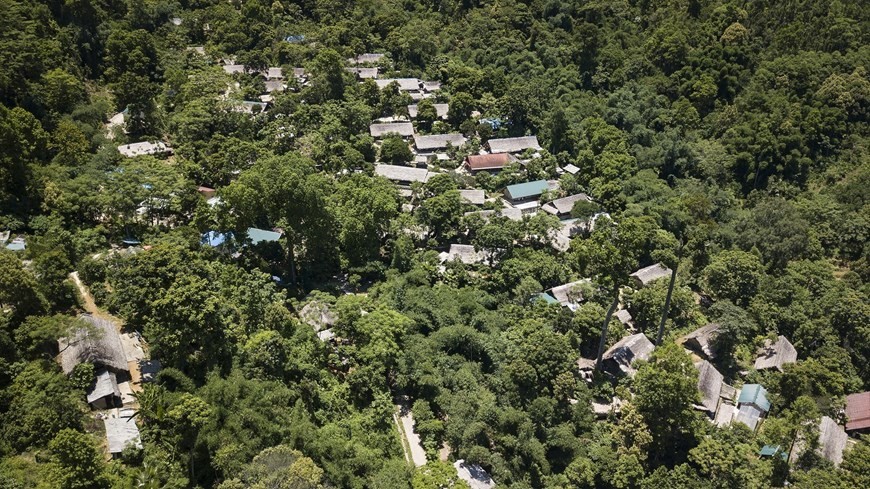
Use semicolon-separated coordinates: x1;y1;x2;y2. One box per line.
369;122;415;138
754;335;798;371
541;193;592;216
458;189;485;205
374;164;430;183
630;263;672;286
696;360;723;414
104;409;142;455
58;315;128;375
487;136;542;154
408;103;448;119
413;133;466;151
375;78;422;91
602;333;654;377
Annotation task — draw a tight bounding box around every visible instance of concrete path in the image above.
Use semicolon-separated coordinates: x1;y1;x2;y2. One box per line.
393;397;427;467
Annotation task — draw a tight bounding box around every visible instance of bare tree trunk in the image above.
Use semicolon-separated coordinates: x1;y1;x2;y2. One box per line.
595;292;621;370
656;264;678;345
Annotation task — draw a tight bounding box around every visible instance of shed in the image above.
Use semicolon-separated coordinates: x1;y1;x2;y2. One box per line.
541;193;592;218
86;369;121;410
563;163;580;175
614;309;633;325
754;335;797;372
369;122;415;138
375;164;430;184
104;409;142;456
408;103;449;119
695;360;723;416
601;333;654;377
454;460;495;489
458;189;486;205
58;315;128;375
413;133;466;152
463;153;517;173
547;280;589;311
845;391;870;432
681;323;721;359
487;136;542;154
503;180;549;203
629;263;672;287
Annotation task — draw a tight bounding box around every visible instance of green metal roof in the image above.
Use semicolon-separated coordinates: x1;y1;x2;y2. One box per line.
533;292;558;305
505;180;548;200
738;384;771;412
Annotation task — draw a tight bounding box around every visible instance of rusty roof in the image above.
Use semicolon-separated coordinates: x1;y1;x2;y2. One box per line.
464;153;515;171
846;391;870;431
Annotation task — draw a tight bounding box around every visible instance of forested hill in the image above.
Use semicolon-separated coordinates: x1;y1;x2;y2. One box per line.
1;1;869;488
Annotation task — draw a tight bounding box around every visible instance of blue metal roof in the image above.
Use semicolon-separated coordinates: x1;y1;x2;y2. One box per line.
738;384;771;412
247;228;281;245
5;239;25;251
201;231;232;248
505;180;549;200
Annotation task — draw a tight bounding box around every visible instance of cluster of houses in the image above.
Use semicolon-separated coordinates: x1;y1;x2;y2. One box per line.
56;314;160;458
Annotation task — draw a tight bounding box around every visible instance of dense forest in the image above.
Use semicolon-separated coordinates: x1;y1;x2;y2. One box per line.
1;0;869;488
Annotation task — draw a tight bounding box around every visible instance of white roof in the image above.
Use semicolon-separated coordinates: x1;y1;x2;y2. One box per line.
375;78;422;91
117;141;170;157
458;189;485;205
488;136;542;154
408;103;449;119
104;410;142;454
369;122;415;138
413;133;466;151
454;460;495;489
374;164;430;183
563;163;580;174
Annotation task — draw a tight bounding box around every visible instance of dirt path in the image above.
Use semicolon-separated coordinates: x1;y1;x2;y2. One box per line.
70;271;144;393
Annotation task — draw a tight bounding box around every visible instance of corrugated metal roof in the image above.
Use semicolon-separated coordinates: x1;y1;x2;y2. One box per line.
846;391;870;431
504;180;549;200
738;384;770;412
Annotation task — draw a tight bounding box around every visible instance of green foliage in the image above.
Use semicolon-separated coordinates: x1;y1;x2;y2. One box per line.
45;429;110;489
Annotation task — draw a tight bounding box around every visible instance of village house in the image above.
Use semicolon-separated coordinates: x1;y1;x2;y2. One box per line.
545;280;590;311
375;164;431;186
754;335;798;372
629;263;672;287
503;180;555;210
117;141;172;158
541;193;592;219
375;78;424;91
464;208;524;222
845;391;870;433
734;384;770;431
347;53;385;65
487;136;542;154
458;189;486;205
614;309;633;326
789;416;849;466
694;360;724;417
58;315;129;375
263;80;285;93
413;133;466;153
601;333;654;377
369;122;415;139
222;64;245;75
104;409;142;458
264;67;283;79
681;323;721;360
408;103;449;119
347;67;378;79
87;369;122;410
439;244;488;265
463;153;517;174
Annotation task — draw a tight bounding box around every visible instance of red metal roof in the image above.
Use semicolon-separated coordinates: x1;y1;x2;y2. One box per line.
846;392;870;431
464;153;514;171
